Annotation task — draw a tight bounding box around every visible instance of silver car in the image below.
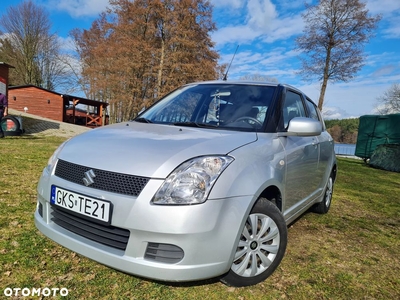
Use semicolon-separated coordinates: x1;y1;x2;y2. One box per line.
35;81;337;287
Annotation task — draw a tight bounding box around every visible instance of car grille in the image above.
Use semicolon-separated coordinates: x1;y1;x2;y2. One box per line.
55;159;149;197
51;206;130;250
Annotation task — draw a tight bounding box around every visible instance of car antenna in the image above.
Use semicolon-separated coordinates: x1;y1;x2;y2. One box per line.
223;45;239;81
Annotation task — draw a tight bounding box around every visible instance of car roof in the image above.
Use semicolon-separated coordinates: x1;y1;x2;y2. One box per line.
185;80;303;93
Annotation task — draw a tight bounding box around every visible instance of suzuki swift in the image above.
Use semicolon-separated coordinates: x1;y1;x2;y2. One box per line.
35;81;337;287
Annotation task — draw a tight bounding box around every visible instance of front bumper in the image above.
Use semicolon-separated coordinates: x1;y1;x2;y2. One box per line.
35;169;252;282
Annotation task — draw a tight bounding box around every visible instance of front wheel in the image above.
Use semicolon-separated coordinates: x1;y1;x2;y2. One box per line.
220;198;287;287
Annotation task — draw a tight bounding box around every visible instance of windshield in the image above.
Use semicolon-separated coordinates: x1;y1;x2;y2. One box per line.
137;83;276;132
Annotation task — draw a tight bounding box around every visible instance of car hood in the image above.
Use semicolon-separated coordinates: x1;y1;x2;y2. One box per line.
58;122;257;178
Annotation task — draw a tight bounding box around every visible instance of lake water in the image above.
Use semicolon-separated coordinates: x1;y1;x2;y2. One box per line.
334;143;356;156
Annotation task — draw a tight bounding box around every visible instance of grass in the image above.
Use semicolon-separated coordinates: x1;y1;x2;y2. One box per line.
1;136;399;299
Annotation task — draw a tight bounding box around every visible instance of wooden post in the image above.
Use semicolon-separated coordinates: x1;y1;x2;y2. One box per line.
72;99;80;124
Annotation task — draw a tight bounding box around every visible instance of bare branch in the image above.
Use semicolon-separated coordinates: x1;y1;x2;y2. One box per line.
375;83;400;114
295;0;381;110
0;0;69;90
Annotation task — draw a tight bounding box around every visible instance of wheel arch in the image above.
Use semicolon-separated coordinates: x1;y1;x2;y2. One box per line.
331;163;338;183
258;185;282;212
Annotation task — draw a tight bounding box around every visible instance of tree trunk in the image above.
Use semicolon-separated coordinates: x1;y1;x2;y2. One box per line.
157;37;165;99
318;77;328;111
318;44;332;111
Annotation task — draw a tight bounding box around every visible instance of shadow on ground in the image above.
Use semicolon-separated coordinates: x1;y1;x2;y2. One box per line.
21;117;61;135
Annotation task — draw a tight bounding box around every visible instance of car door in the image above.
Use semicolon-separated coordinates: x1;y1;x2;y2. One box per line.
279;90;320;217
304;97;334;190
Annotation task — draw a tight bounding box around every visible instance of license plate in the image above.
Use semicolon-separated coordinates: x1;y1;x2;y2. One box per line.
50;186;112;224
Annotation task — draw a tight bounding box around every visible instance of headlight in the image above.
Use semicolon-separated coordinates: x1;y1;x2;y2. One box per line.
45;140;68;174
152;156;234;205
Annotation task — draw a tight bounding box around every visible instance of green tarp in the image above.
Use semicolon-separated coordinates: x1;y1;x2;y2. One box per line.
355;114;400;159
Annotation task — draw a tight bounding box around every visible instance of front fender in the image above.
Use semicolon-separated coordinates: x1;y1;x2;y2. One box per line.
209;135;285;203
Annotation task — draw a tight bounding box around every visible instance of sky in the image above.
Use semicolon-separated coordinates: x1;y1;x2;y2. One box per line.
2;0;400;119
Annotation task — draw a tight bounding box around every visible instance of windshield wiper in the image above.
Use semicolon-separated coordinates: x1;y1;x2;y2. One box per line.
135;117;153;123
172;122;218;128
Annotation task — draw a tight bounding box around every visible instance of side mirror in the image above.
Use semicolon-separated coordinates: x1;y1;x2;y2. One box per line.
278;117;322;137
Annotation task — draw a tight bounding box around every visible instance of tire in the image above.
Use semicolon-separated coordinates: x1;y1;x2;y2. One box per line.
311;173;334;214
220;198;287;287
1;116;22;136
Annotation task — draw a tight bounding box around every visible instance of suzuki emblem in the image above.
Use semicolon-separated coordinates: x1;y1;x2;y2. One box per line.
83;169;96;186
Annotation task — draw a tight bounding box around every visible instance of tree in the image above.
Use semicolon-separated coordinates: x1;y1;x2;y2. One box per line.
72;0;219;123
296;0;381;110
325;118;359;143
375;83;400;115
0;0;68;90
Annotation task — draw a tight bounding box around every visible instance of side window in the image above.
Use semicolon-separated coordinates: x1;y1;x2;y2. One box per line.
305;98;320;121
282;91;306;128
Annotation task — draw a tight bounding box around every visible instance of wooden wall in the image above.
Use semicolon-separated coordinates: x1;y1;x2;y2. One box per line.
0;63;11;96
8;87;64;122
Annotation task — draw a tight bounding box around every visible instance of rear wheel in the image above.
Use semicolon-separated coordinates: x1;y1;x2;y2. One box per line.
311;173;334;214
220;198;287;287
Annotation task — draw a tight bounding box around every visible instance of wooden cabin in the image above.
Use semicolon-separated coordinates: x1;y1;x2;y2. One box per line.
8;85;109;127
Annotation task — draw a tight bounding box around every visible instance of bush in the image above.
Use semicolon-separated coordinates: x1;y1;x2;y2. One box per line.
370;144;400;172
